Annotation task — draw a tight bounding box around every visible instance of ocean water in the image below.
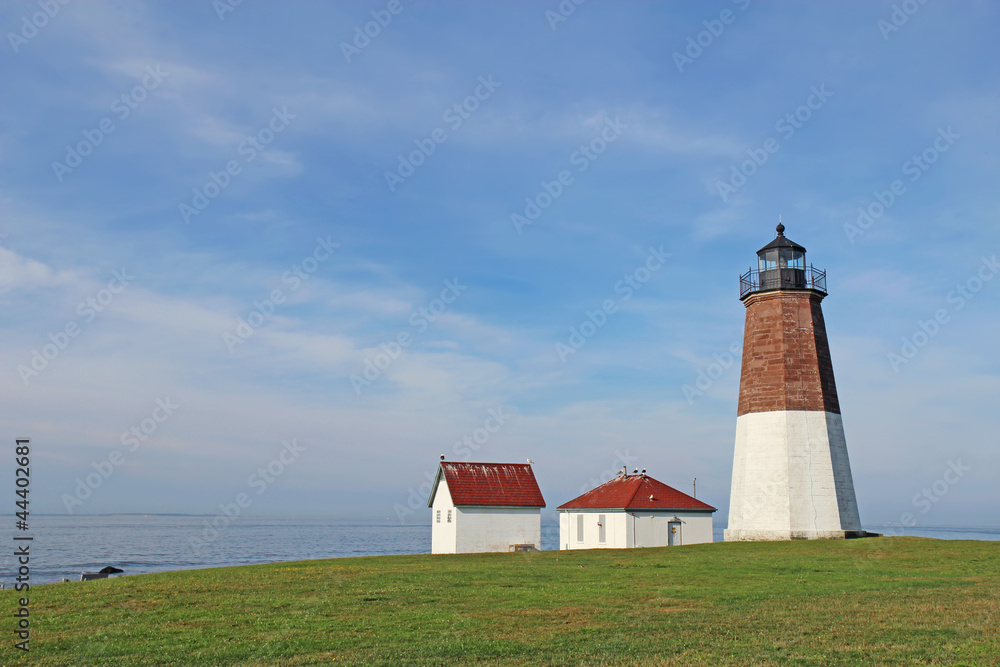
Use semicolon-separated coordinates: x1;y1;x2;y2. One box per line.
5;516;998;586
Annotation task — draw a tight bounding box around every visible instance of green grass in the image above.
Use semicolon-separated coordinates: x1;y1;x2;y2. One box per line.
3;537;998;666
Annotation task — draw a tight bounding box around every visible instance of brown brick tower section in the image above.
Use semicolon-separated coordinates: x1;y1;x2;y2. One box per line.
737;290;840;417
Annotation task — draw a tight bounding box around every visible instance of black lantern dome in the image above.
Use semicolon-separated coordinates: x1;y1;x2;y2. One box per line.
740;224;827;299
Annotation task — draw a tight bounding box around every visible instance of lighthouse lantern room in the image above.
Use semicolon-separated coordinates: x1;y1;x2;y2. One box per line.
740;223;827;297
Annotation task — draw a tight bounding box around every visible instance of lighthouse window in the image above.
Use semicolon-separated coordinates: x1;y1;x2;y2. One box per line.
436;510;441;523
447;510;452;523
759;250;778;272
779;249;805;269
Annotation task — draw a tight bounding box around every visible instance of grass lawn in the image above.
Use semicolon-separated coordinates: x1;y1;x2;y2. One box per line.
3;537;998;666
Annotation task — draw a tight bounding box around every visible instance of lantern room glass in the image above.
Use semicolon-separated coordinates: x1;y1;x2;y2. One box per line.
758;248;805;272
757;247;807;291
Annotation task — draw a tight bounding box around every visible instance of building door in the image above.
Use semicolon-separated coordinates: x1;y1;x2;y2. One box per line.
668;521;681;546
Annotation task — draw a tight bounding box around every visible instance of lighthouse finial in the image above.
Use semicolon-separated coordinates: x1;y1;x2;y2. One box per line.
776;215;785;236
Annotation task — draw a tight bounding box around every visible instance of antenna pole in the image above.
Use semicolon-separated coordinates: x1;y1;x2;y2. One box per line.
693;477;697;499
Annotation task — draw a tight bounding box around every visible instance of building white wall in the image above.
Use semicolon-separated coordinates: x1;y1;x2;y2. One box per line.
726;410;862;541
454;507;541;553
558;510;714;550
430;478;458;554
430;477;542;554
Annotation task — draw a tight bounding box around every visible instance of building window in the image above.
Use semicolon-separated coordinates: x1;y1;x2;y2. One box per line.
447;510;452;523
577;514;584;542
436;510;441;523
598;515;606;544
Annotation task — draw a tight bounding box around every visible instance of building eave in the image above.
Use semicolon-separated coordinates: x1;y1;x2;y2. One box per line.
426;465;446;508
556;506;717;513
454;504;545;509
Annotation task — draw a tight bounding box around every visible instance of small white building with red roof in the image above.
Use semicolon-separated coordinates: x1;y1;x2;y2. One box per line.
427;461;546;554
557;470;716;550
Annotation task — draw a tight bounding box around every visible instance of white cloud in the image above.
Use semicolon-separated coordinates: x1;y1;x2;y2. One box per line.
0;246;78;293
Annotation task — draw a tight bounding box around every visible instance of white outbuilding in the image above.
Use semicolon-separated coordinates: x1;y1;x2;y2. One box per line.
427;461;546;554
558;471;716;550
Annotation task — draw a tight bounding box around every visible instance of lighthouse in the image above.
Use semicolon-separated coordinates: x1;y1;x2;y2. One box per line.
725;223;863;541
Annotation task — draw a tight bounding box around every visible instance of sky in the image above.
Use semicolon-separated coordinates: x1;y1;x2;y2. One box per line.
1;0;998;529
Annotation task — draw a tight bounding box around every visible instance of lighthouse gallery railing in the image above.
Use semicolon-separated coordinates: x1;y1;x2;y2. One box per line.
740;265;827;298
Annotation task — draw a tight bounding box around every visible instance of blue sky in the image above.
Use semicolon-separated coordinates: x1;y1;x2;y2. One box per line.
2;0;998;527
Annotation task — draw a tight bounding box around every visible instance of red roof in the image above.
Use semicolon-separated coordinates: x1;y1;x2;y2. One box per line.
557;474;716;511
429;462;545;508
